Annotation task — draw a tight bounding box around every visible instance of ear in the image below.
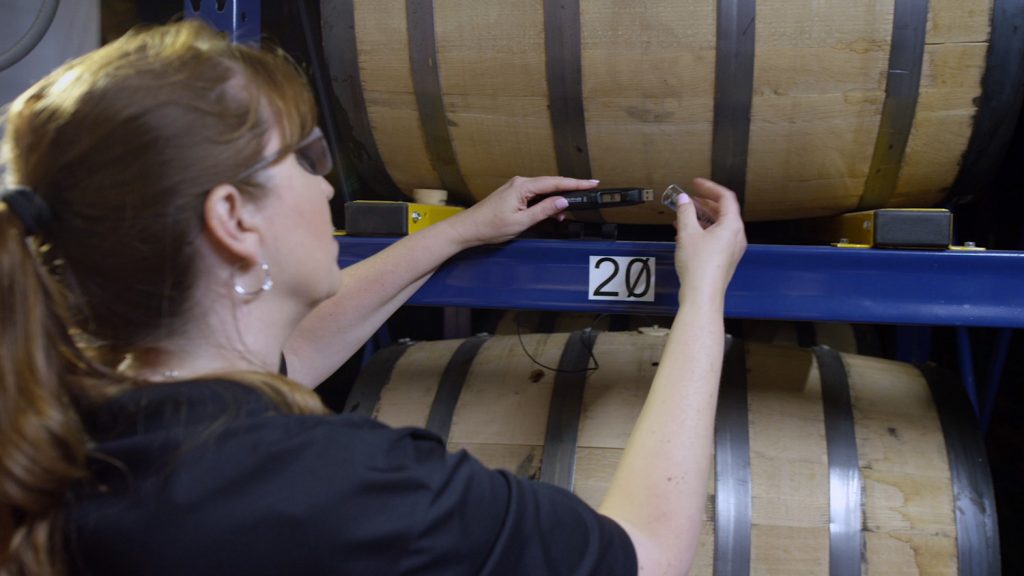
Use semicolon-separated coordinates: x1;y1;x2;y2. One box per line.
203;183;264;266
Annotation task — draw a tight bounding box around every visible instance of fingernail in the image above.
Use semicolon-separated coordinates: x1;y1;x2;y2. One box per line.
555;197;569;210
587;179;600;184
678;192;692;204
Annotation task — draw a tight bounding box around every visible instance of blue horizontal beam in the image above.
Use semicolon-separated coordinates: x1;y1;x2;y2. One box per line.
337;237;1024;328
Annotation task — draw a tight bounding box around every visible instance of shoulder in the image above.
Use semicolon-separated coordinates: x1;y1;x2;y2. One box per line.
162;413;636;575
168;412;484;572
75;381;454;573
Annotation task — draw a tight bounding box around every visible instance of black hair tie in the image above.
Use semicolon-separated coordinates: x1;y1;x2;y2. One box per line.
1;187;53;236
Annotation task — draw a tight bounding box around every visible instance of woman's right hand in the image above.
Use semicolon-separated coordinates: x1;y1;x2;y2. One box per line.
672;178;747;303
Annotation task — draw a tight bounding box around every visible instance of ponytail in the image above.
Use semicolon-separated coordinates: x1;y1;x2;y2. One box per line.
0;204;93;576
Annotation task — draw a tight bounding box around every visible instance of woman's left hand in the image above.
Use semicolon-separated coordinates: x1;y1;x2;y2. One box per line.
446;175;600;247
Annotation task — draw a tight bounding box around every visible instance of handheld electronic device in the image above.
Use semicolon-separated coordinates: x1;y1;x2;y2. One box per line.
531;187;655;210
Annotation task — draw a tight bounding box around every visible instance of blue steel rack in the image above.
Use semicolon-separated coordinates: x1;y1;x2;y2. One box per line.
338;237;1024;329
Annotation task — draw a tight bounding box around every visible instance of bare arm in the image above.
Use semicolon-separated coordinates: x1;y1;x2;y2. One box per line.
284;176;599;388
599;179;747;575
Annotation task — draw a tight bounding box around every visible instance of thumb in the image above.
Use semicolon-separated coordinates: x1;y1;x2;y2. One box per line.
674;192;700;233
527;195;570;224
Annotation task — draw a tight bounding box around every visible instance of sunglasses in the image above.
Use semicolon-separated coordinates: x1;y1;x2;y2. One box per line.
235;126;333;181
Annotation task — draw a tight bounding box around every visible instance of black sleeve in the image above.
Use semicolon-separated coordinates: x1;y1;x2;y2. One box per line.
390;425;638;575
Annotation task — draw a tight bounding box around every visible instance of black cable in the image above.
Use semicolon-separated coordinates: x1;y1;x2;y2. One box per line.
515;312;601;374
0;0;61;72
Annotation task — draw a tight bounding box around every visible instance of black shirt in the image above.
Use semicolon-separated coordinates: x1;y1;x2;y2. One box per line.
67;380;637;575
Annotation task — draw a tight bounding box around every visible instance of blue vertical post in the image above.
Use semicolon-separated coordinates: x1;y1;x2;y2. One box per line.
184;0;261;44
956;327;981;420
981;328;1013;434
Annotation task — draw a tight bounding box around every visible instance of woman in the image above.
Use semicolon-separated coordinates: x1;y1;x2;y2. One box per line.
0;20;746;576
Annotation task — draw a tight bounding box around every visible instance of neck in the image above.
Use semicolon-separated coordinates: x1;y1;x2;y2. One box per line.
120;241;319;382
120;288;304;383
120;343;274;382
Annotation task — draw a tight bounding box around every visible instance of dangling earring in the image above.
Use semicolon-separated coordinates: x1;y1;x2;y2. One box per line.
234;261;274;297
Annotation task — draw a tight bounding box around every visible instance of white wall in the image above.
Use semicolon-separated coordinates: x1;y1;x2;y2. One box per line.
0;0;99;179
0;0;101;107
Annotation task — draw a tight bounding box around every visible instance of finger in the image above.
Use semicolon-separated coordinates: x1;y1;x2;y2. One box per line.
525;195;571;225
695;197;721;214
692;178;741;220
674;191;700;234
692;197;717;228
519;176;600;199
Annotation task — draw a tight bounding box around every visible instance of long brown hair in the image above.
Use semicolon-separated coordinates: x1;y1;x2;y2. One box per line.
1;21;328;575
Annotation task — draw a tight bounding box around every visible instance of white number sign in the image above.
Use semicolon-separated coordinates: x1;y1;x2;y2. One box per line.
588;256;655;302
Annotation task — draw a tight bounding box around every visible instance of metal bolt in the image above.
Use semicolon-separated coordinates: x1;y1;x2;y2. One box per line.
838;238;849;244
411;211;422;223
965;241;977;248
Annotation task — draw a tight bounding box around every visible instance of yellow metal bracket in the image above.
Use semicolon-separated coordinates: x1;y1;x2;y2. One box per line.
803;208;982;250
342;201;465;236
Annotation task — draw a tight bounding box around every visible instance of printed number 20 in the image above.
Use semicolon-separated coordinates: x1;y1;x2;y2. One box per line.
592;257;652;299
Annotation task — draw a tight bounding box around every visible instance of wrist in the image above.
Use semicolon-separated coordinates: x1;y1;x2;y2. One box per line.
678;282;727;311
434;211;480;251
675;296;726;335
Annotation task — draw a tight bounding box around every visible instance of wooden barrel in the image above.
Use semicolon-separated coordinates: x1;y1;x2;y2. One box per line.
737;320;882;356
320;1;1023;223
492;310;663;335
495;311;882;356
346;332;999;574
